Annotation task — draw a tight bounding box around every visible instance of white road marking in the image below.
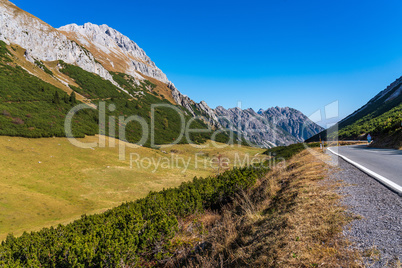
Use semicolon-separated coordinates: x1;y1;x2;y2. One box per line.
328;147;402;196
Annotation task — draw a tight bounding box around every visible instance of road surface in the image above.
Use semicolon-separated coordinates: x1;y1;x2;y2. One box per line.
328;145;402;194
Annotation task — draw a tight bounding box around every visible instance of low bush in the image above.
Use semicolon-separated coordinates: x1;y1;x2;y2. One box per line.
263;142;320;159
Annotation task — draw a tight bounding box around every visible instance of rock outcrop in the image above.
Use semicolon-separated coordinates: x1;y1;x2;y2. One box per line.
0;0;118;86
59;23;169;84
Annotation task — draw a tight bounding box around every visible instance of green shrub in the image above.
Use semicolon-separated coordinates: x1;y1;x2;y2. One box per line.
263;142;320;159
34;60;53;76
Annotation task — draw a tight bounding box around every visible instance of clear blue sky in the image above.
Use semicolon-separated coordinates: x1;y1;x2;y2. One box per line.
12;0;402;125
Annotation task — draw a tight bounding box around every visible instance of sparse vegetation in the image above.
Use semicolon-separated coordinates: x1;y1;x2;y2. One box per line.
111;72;141;95
59;60;122;99
0;41;12;62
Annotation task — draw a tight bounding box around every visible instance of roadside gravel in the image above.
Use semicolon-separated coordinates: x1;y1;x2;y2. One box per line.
327;152;402;267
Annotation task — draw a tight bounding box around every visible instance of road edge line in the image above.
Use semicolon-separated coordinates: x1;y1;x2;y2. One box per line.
328;147;402;196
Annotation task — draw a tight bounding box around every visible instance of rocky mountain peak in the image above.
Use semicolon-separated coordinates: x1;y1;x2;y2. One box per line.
0;0;118;86
59;22;169;83
213;105;324;146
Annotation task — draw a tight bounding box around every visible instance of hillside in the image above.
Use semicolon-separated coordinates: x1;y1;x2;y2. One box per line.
0;0;228;147
307;76;402;149
0;41;224;146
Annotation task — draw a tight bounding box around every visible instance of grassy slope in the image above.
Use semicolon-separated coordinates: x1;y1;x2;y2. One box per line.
0;135;264;240
338;102;402;138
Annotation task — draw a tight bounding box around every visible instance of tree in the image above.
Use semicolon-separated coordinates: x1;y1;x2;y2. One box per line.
70;91;77;104
53;91;60;104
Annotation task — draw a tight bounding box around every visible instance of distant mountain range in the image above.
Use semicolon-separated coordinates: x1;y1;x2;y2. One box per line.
0;0;323;147
214;106;323;147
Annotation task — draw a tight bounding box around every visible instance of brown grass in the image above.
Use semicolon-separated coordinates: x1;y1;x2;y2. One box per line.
163;149;363;267
139;74;177;104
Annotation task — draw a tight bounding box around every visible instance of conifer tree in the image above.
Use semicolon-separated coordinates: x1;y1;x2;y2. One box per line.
53;91;60;104
70;91;77;104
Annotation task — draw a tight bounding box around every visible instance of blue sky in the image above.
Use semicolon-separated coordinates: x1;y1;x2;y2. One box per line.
12;0;402;125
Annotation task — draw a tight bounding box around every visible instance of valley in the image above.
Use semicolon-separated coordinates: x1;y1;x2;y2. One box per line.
0;135;264;240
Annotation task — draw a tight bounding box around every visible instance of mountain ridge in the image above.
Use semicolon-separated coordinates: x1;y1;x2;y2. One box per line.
58;23;169;84
0;0;118;87
214;105;323;146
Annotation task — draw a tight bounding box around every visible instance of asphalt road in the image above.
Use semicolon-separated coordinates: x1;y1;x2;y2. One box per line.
328;145;402;188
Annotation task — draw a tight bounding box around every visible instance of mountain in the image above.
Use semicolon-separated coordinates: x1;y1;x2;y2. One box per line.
214;107;297;147
307;76;402;148
58;22;220;119
0;0;322;147
59;23;168;83
213;106;323;147
258;106;324;141
0;0;116;84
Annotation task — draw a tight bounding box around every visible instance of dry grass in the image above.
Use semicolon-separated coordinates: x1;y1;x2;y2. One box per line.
139;74;177;104
165;149;363;267
324;141;367;147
